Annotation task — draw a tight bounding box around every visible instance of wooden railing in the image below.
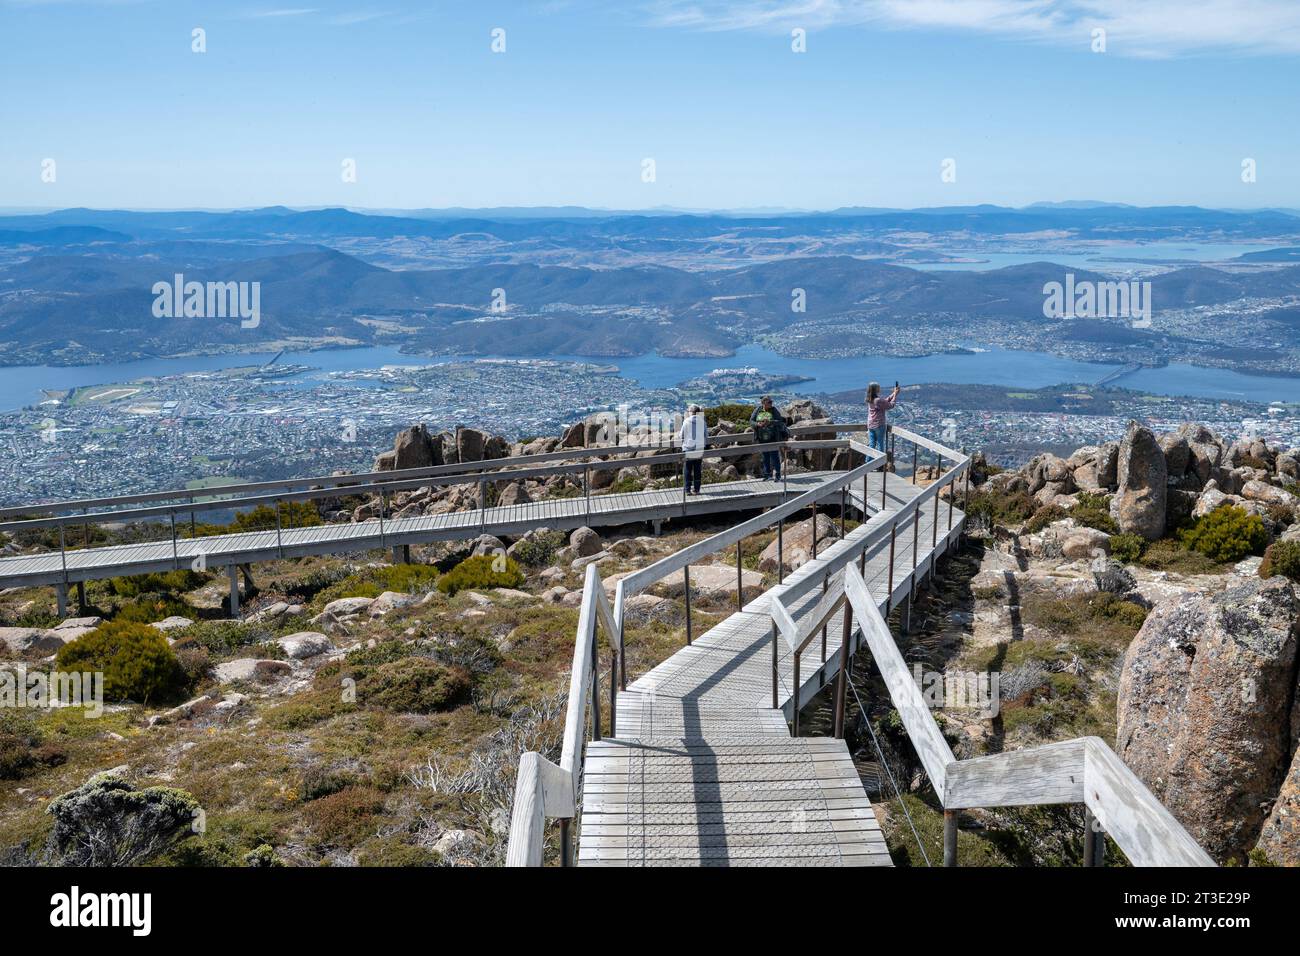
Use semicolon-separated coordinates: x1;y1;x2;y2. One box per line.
839;559;1214;867
767;431;972;734
505;562;620;866
505;444;889;866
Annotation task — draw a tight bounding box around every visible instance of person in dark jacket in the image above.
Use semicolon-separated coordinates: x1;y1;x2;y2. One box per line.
750;396;787;481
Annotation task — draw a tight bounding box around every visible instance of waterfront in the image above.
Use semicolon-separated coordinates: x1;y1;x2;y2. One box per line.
4;342;1299;414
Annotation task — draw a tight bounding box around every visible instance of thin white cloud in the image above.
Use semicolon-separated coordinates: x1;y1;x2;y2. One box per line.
647;0;1300;57
244;7;318;18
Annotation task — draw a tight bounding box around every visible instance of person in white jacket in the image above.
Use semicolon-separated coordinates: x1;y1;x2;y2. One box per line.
678;403;707;495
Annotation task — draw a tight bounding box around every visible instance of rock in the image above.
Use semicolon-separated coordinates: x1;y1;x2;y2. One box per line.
55;616;101;631
622;593;684;626
757;514;839;574
455;427;485;463
1256;749;1300;865
150;616;194;632
248;601;290;623
1159;431;1191;480
570;526;603;557
0;627;65;655
1095;442;1119;489
1179;423;1227;486
1241;479;1297;509
1110;421;1167;540
541;586;567;604
1116;576;1300;863
469;534;505;558
1061;527;1110;561
572;550;612;570
498;482;531;507
276;632;335;660
492;588;533;601
659;564;765;601
1192;482;1230;518
368;591;415;616
378;424;442;472
463;591;494;606
213;659;262;683
320;596;375;619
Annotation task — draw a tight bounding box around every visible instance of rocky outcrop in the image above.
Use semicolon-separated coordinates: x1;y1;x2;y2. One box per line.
1110;421;1167;540
1116;576;1300;863
1256;751;1300;865
757;514;839;574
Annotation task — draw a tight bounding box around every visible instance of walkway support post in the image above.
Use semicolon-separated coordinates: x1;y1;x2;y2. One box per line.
1084;808;1106;867
228;564;240;617
75;581;86;612
771;624;779;709
560;819;573;867
56;583;67;618
943;810;959;866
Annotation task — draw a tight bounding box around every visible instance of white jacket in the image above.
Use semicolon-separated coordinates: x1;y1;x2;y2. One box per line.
678;413;707;458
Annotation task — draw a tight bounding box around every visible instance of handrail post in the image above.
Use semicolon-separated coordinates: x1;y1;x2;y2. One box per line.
610;641;618;739
840;487;847;538
560;819;573;867
584;466;591;523
887;522;897;602
932;487;940;551
736;539;744;612
811;501;818;559
379;489;387;547
821;573;829;663
771;623;779;709
834;598;852;738
777;516;784;584
792;649;801;736
911;442;918;484
943;810;959;866
879;466;886;511
591;625;601;743
684;564;693;645
276;504;284;558
170;511;179;569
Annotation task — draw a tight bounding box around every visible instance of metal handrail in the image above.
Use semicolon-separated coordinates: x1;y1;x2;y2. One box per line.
0;420;868;522
0;436;854;534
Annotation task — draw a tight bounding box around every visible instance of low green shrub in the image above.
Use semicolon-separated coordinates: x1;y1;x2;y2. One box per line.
436;554;525;596
1107;533;1145;564
111;595;194;625
173;620;275;655
108;570;206;598
1179;505;1268;563
965;487;1037;529
1024;504;1067;534
303;786;387;846
0;711;67;780
313;563;440;605
505;530;566;567
56;621;187;704
1260;540;1300;582
1072;492;1118;534
357;658;471;713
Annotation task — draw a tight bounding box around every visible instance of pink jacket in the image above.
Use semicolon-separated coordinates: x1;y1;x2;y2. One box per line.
866;395;896;429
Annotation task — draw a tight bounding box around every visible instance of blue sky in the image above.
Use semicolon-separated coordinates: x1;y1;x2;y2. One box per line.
2;0;1299;210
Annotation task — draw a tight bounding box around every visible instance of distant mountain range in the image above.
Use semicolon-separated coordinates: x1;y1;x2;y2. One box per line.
2;204;1300;367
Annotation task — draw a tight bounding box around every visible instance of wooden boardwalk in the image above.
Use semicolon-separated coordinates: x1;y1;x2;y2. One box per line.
0;471;838;590
579;473;966;866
